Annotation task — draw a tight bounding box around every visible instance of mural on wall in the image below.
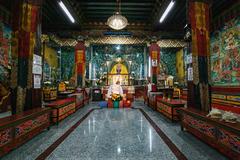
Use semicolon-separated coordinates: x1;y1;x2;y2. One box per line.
183;47;192;84
61;47;75;81
160;48;177;77
0;22;11;85
85;47;90;79
43;45;60;83
0;22;11;112
176;49;185;84
211;17;240;86
90;44;145;80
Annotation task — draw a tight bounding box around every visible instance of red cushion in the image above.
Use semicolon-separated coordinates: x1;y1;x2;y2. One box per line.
107;98;113;108
123;100;131;108
152;85;157;92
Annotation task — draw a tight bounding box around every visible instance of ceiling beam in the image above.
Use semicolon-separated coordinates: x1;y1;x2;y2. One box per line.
42;1;62;23
42;11;51;23
150;0;165;26
82;11;150;15
48;0;69;24
80;22;151;31
42;24;82;33
80;2;154;6
85;15;149;18
69;0;85;25
81;6;152;11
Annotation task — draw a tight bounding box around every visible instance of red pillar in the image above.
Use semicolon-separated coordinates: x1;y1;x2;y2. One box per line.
11;0;42;114
188;0;211;112
149;43;160;84
75;41;86;87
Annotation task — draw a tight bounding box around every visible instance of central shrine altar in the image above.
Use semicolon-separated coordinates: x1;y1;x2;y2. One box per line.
107;63;129;85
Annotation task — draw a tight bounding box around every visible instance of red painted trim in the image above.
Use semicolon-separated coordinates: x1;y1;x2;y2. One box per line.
0;123;50;157
182;123;235;159
75;41;85;50
211;86;240;94
0;108;51;128
46;97;75;106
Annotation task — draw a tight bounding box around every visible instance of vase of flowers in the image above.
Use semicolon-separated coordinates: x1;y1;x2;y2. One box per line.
111;93;122;108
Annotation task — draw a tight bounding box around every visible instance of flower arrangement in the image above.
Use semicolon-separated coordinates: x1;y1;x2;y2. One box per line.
111;93;122;101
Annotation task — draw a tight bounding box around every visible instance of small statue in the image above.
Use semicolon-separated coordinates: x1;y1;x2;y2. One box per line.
116;63;121;74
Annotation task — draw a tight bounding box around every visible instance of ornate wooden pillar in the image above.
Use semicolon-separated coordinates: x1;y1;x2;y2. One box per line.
188;0;211;112
149;43;160;84
10;0;43;114
75;41;86;87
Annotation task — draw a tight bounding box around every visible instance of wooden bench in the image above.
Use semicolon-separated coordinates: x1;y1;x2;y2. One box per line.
179;108;240;160
156;98;185;122
0;108;51;157
45;97;76;124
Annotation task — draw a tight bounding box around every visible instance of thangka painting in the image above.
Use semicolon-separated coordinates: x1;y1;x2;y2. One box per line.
211;17;240;86
61;48;75;81
160;48;177;77
0;22;12;84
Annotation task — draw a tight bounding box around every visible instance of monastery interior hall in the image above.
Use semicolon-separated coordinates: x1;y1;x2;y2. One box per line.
0;0;239;159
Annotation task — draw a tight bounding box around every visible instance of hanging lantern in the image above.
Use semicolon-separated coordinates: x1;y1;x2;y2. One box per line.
107;0;128;30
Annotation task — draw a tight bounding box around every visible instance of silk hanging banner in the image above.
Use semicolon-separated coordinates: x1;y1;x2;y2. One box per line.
189;1;210;57
75;41;86;87
188;1;211;112
76;50;84;64
149;43;160;84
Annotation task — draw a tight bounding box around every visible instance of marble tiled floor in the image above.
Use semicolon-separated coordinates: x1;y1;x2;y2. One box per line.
1;101;227;160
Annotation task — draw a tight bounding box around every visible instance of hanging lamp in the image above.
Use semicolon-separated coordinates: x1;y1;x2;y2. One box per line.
107;0;128;30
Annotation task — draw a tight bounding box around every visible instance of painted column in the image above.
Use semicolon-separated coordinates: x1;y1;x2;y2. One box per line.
75;41;86;87
188;0;211;112
140;64;142;79
90;45;93;80
11;0;42;114
149;43;160;84
143;46;148;79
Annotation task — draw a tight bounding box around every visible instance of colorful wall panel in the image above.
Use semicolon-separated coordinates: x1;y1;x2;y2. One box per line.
160;48;177;77
91;44;145;80
0;22;11;112
176;49;185;84
211;17;240;86
61;47;75;81
0;22;11;84
43;46;59;82
211;17;240;116
44;46;58;68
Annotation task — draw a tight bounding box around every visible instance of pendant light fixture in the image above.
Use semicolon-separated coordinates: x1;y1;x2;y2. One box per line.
107;0;128;30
